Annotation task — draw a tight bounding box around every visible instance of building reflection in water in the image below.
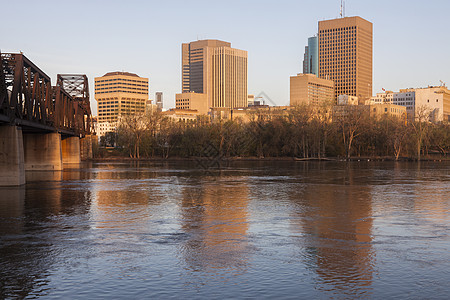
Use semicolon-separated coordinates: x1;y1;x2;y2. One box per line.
179;176;250;277
290;165;375;297
89;165;166;231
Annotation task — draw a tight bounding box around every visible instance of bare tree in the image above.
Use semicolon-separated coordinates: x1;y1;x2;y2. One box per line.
410;105;431;161
118;111;150;158
333;105;370;159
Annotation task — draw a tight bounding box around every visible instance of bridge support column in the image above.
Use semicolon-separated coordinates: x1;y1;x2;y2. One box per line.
0;126;25;186
80;135;94;160
23;133;63;171
62;136;81;164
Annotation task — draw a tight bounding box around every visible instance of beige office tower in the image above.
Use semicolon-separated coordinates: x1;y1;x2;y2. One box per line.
95;72;149;136
318;16;373;103
181;39;248;110
290;73;335;106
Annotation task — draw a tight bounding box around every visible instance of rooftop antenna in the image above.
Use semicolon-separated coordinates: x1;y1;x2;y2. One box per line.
344;0;346;17
340;0;343;18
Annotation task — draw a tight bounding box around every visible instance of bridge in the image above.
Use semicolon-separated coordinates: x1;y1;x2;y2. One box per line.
0;52;96;186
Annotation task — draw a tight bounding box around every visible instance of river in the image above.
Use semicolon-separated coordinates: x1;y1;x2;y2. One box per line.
1;161;449;299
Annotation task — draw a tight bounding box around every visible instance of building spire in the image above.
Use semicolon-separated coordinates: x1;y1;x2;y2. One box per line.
340;0;345;18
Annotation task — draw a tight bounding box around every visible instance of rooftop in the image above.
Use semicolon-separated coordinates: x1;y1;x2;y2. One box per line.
103;71;140;78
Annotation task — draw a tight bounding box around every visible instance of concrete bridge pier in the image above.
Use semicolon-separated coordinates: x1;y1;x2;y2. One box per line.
62;136;81;164
80;135;94;160
0;126;25;186
23;133;63;171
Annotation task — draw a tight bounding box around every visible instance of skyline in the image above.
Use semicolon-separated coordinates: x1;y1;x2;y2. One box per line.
1;0;449;115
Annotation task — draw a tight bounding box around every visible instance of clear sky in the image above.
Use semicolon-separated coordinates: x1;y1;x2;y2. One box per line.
1;0;449;115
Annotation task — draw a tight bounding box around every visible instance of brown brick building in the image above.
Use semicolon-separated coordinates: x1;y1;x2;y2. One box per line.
318;16;373;103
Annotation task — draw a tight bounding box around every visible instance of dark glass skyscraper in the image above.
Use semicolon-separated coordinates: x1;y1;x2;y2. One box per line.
303;36;318;76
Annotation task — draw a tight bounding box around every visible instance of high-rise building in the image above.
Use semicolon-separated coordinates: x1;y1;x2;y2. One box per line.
303;36;318;75
95;72;149;136
155;92;163;110
290;73;334;106
318;16;373;102
303;45;309;74
180;39;248;111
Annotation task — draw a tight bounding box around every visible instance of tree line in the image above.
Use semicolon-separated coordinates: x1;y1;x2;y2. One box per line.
98;105;450;160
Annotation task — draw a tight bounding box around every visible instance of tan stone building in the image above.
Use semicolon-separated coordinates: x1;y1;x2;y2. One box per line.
180;39;248;111
369;103;407;120
175;92;209;115
95;72;148;136
290;73;334;106
332;103;405;122
318;16;373;102
162;109;199;123
338;95;359;105
209;106;291;122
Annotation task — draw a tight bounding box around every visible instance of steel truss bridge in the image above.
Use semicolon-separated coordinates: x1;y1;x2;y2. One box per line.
0;52;92;136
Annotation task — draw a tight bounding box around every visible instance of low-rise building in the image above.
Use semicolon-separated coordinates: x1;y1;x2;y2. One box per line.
175;92;209;115
145;100;158;115
210;106;291;122
332;104;370;122
163;108;199;123
97;121;116;136
338;95;359;106
369;103;406;120
408;86;450;122
290;73;334;107
370;86;450;122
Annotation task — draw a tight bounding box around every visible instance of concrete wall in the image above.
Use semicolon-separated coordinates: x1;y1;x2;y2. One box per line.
0;126;25;186
61;136;81;164
23;133;63;171
80;135;95;160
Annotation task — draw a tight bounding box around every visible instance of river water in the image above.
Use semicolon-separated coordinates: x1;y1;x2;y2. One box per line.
0;161;449;299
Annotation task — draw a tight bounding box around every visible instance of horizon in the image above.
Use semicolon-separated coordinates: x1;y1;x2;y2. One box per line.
1;0;449;115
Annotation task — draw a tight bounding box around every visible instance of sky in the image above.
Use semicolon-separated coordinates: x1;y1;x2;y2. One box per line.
1;0;449;115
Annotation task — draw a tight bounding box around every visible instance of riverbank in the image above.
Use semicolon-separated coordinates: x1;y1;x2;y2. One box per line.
90;155;450;162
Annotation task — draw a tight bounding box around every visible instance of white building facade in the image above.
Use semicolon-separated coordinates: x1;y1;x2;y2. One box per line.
369;86;449;122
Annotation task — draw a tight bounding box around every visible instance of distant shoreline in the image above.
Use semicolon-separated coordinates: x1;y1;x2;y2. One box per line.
89;156;449;162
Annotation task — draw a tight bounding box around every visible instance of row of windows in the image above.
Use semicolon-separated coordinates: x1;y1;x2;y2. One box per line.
96;90;148;95
96;82;148;87
99;108;145;115
393;102;413;106
96;78;147;84
96;86;147;91
99;107;145;113
320;39;356;44
98;98;145;106
394;97;414;101
373;107;404;114
320;50;356;55
98;101;119;105
320;26;356;33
